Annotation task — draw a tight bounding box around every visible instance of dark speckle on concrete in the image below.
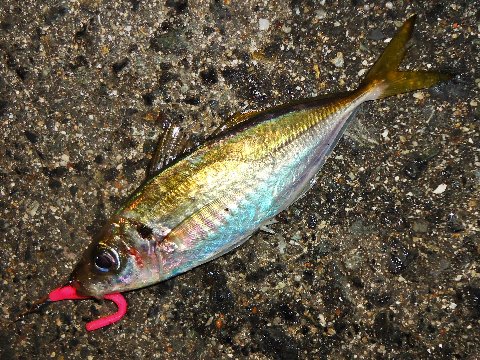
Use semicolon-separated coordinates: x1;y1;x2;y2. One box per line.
256;326;300;360
1;1;479;359
142;92;155;106
199;67;219;85
111;57;130;74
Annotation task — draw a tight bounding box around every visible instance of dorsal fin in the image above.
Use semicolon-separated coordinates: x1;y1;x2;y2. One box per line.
147;120;198;177
211;110;261;137
148;110;260;177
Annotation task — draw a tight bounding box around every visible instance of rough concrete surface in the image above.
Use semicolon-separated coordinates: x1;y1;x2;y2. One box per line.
1;0;479;359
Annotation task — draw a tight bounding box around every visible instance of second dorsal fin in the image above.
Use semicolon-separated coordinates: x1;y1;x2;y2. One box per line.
210;110;261;137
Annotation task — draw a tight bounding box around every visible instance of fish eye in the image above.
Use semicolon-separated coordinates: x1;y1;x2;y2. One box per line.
93;247;120;273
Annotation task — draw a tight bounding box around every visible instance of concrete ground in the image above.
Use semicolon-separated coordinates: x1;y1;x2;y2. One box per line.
1;0;479;359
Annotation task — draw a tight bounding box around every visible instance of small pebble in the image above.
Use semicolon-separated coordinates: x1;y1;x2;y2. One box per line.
315;9;326;19
413;92;425;100
259;18;270;31
368;28;386;41
432;183;447;194
330;52;344;68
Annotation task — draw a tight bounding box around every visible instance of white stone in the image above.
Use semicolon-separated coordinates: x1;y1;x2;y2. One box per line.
432;183;447;194
259;18;270;31
330;52;344;68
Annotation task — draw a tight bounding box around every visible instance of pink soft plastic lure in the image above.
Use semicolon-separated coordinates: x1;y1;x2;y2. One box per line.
47;285;127;331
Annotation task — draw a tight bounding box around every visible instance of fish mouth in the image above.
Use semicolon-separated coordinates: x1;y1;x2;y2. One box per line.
66;279;91;298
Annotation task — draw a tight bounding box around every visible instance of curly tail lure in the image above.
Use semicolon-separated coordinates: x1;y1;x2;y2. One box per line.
20;16;451;331
47;285;127;331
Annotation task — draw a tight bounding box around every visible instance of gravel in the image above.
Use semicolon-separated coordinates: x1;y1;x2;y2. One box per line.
1;1;479;359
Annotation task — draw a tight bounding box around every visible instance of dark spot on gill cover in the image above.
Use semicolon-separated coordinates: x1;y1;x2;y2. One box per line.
136;224;153;239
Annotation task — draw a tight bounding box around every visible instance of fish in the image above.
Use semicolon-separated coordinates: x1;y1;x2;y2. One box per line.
19;15;451;331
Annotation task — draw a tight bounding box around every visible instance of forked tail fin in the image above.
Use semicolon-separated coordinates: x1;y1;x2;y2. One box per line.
361;15;452;99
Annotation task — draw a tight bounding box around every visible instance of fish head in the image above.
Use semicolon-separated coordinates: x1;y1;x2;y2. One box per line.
69;216;161;297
